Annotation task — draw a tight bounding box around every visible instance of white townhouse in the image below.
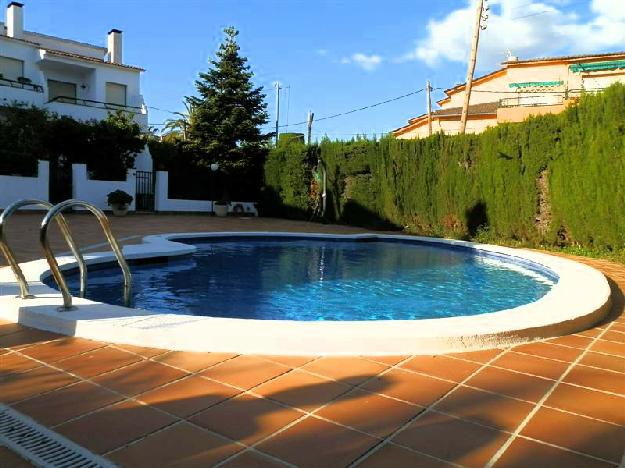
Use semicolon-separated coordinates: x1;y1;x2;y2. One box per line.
0;2;146;125
0;1;152;170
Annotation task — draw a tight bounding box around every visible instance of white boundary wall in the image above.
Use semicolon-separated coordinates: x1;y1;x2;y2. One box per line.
0;161;49;209
154;171;213;213
72;164;136;211
154;171;258;215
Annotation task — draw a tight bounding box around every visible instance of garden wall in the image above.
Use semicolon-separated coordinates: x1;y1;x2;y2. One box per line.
0;160;49;209
263;84;625;250
154;171;213;213
72;164;136;211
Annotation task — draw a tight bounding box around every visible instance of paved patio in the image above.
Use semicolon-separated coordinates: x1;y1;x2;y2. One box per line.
1;214;624;467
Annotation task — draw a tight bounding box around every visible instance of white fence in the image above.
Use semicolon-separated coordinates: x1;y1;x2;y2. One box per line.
0;160;49;209
72;164;136;211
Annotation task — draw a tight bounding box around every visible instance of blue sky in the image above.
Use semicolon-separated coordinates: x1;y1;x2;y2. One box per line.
14;0;625;139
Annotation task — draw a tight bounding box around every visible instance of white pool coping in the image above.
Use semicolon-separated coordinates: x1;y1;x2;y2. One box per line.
0;232;612;355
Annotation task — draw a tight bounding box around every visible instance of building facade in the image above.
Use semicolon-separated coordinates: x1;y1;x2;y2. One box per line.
0;2;147;126
0;2;152;170
394;51;625;139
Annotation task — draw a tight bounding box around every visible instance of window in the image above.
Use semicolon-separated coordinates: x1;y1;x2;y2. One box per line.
105;82;127;107
0;56;24;80
47;80;77;103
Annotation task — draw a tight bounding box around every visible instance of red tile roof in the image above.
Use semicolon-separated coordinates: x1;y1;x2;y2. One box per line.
44;49;144;72
0;34;144;71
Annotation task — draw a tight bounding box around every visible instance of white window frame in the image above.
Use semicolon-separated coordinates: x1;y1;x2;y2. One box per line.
0;55;25;81
47;79;77;103
105;82;127;108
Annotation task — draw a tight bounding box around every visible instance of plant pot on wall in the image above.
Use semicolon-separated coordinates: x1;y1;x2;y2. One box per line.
213;202;229;217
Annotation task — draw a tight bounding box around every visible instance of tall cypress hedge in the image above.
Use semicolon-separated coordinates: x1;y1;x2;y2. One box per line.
263;84;625;250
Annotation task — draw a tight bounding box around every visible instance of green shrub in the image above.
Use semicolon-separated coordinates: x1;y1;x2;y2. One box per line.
263;83;625;250
0;105;143;180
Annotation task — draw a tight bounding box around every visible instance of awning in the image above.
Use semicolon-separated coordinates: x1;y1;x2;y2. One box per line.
509;81;564;88
569;61;625;73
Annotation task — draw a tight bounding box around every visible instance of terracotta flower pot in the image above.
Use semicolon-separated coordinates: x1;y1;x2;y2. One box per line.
111;203;129;216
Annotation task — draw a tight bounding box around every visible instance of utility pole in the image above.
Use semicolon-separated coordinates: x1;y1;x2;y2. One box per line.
426;80;433;136
460;0;488;134
274;82;281;144
307;111;314;145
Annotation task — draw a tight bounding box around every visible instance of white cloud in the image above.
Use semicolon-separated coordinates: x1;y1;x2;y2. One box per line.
341;53;383;71
316;49;328;56
403;0;625;71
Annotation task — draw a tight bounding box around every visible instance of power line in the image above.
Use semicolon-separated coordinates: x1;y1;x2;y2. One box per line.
146;105;182;115
511;10;551;20
151;86;440;131
279;87;428;129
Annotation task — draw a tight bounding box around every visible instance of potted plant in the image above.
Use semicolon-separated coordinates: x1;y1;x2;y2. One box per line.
107;189;133;216
213;199;229;217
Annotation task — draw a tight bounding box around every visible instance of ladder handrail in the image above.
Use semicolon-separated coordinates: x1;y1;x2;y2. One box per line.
0;199;87;299
40;199;132;309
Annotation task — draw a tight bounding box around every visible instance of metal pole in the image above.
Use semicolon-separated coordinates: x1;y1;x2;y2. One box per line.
307;111;314;145
274;82;281;144
460;0;487;134
426;80;433;136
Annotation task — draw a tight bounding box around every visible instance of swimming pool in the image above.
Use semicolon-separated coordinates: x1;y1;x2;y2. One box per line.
0;232;611;354
55;236;557;321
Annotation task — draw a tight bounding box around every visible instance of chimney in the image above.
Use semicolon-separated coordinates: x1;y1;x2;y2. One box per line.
7;2;24;39
107;29;122;64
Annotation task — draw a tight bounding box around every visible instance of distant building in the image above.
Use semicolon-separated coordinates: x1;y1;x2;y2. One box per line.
0;1;152;170
393;51;625;139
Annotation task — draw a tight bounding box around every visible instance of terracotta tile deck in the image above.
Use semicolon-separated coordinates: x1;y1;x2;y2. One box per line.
0;214;624;467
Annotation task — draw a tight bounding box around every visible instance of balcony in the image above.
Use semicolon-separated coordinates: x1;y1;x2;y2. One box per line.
44;96;148;127
0;76;44;93
47;95;144;113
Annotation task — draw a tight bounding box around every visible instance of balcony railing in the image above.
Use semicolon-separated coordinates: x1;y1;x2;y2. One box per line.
498;89;596;108
500;95;565;108
47;96;144;114
0;77;44;93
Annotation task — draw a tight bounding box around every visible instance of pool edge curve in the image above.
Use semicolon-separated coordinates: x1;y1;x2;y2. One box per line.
0;232;612;355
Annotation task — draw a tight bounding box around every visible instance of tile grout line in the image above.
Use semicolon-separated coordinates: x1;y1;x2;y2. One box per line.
511;350;625;376
6;337;625;446
100;355;330;464
347;348;513;467
442;353;625;397
7;340;623;466
257;356;624;428
8;346;314;466
214;355;468;468
484;317;620;467
513;434;620;466
212;355;419;467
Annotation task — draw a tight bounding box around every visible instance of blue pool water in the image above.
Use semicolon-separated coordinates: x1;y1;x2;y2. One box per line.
52;236;557;321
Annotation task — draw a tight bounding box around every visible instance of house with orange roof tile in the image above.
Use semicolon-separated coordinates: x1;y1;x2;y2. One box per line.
393;51;625;139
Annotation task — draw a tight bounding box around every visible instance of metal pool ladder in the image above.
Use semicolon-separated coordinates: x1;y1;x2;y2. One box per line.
0;199;87;299
40;199;132;310
0;198;132;310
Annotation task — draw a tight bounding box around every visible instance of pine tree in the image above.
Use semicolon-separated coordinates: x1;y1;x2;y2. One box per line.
186;27;269;173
